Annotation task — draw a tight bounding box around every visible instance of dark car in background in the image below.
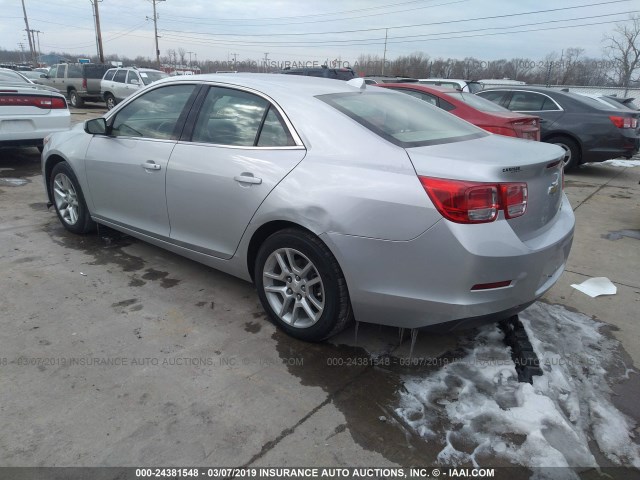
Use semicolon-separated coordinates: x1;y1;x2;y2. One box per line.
379;83;540;141
477;87;640;169
279;66;356;80
363;76;418;85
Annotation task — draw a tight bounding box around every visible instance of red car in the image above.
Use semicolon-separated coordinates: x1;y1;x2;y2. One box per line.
378;83;540;141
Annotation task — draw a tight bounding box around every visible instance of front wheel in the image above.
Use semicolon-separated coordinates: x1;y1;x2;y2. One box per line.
50;162;95;234
255;229;353;341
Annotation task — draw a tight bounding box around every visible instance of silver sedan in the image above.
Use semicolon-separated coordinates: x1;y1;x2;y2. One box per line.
41;74;574;341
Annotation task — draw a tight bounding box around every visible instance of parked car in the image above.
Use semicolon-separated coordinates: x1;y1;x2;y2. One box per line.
363;76;418;85
477;87;640;169
418;78;484;93
0;70;70;150
279;66;356;80
101;67;168;110
42;74;574;341
0;68;58;93
20;70;48;81
37;63;111;107
379;83;540;141
574;92;639;112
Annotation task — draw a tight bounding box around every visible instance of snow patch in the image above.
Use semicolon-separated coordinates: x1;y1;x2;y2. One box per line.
600;159;640;167
395;302;640;472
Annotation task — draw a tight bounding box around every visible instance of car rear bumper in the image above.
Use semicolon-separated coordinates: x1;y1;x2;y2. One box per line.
582;129;640;163
0;112;70;144
322;194;575;329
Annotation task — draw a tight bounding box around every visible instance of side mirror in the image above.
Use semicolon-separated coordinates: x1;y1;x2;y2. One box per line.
130;79;140;86
85;118;107;135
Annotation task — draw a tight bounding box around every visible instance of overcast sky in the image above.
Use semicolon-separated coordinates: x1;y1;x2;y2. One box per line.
1;0;637;65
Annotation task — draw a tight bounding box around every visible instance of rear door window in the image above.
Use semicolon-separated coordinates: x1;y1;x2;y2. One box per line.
67;64;82;78
192;87;272;146
113;70;127;83
508;92;547;111
477;90;508;105
56;65;66;78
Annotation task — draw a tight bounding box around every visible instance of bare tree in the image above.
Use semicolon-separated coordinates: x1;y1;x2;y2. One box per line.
603;14;640;93
178;48;187;67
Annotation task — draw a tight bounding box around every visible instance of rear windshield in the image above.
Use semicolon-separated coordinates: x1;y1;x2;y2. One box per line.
0;69;30;83
333;69;356;80
566;92;615;110
139;71;169;85
445;91;509;112
318;91;486;148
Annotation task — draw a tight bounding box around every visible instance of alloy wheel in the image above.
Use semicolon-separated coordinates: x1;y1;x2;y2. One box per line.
262;248;325;328
53;173;80;225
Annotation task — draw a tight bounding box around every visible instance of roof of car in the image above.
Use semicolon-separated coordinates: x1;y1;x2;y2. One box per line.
381;83;459;94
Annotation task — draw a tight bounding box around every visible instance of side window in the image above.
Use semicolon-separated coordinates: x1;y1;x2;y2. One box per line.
49;66;58;78
111;84;196;140
394;88;439;107
439;98;456;111
113;70;127;83
67;65;82;78
103;69;116;81
508;92;546;111
127;72;141;85
478;90;507;105
56;65;66;79
541;97;560;111
191;87;268;146
257;107;295;147
307;70;325;78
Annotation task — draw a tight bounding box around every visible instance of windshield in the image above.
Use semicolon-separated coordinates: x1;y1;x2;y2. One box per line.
445;91;510;112
140;71;169;85
318;91;486;148
0;69;30;83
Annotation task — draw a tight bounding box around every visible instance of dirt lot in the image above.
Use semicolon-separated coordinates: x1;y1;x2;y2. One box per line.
1;107;639;476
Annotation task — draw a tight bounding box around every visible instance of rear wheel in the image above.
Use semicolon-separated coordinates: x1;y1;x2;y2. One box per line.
255;228;353;341
68;89;84;108
547;136;580;170
104;93;116;110
50;162;95;234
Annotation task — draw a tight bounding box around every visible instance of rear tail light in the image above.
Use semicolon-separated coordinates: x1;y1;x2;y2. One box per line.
511;119;541;141
82;77;87;89
609;115;638;129
418;177;528;224
483;126;518;137
0;95;67;109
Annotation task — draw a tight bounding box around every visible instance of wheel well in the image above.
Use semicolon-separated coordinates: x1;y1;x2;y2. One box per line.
542;132;581;150
67;86;76;94
44;155;66;202
246;220;316;281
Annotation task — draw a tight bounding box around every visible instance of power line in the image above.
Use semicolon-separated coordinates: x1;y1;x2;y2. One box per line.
157;10;638;47
159;0;632;38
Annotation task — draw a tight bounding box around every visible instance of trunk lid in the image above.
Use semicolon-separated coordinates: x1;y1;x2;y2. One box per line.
406;134;566;240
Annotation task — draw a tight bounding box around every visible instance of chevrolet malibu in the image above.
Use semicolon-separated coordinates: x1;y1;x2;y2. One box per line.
42;74;575;341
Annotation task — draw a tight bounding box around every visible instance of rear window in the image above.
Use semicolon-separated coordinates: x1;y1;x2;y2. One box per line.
0;69;30;83
333;69;356;80
318;91;486;148
445;92;509;112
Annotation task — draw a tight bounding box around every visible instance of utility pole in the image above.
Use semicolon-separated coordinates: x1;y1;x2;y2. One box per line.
381;28;388;76
21;0;36;66
263;52;269;73
150;0;166;68
231;52;238;69
187;51;193;66
33;30;43;65
18;43;26;63
91;0;105;63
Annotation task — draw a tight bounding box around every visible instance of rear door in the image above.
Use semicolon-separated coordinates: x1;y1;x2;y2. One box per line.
503;91;564;134
166;85;306;259
112;69;128;101
85;83;199;237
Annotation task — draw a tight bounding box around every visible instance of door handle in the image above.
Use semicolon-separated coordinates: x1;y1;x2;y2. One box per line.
234;174;262;185
141;161;161;171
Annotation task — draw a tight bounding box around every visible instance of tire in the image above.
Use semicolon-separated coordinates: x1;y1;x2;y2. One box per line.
68;89;84;108
255;228;353;341
50;162;95;234
104;93;116;110
546;136;580;170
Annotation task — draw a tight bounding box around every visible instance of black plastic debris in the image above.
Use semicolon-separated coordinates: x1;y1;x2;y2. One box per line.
500;315;543;384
